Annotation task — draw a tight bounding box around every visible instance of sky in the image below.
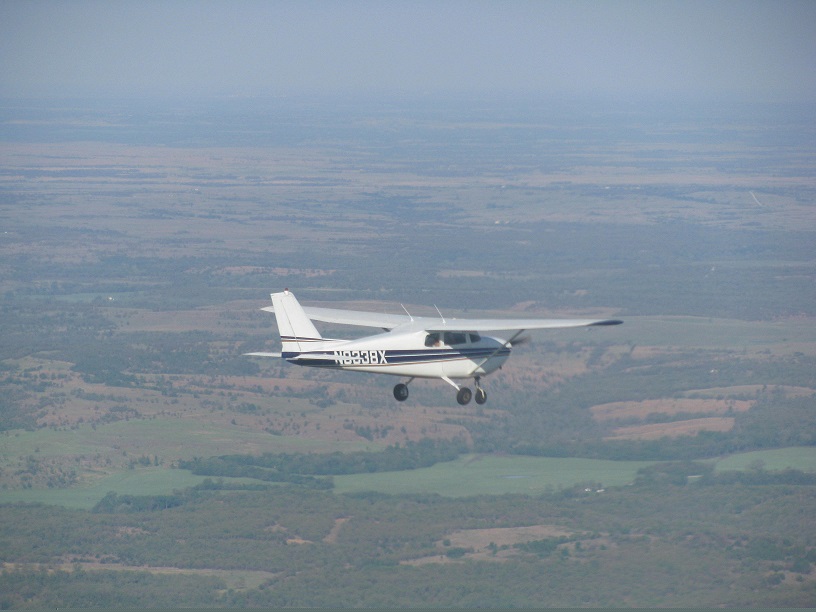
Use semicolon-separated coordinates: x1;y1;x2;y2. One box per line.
1;0;815;102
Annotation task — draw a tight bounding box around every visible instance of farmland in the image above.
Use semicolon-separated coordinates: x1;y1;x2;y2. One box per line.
1;95;815;606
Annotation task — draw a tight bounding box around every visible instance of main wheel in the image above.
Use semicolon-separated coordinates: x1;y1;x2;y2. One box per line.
456;387;472;405
475;387;487;405
393;383;409;401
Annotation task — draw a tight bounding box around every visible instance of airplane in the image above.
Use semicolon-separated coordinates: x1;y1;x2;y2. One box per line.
246;289;622;405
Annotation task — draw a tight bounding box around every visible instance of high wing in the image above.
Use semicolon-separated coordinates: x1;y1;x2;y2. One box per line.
424;317;623;332
261;304;621;333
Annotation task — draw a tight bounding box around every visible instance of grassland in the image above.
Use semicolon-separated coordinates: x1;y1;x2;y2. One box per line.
713;446;816;472
0;467;213;509
332;454;656;496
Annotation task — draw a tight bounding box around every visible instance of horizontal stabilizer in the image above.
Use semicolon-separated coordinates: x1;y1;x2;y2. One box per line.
285;352;337;360
244;352;282;358
263;305;409;330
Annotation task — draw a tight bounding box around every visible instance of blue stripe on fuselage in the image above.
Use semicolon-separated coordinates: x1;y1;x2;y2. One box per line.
283;347;510;368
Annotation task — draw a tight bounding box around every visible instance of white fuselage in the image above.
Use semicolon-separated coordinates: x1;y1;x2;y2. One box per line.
283;329;510;379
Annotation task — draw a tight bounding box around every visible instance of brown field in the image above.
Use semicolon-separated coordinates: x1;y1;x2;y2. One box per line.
445;524;575;549
605;417;736;441
681;385;816;398
402;524;578;565
590;398;754;422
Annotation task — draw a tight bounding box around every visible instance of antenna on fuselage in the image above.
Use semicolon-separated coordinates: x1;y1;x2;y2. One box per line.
400;304;414;322
434;304;446;325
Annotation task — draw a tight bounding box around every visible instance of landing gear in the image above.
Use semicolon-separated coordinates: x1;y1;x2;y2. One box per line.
393;383;409;402
408;376;487;405
456;387;472;405
475;387;487;405
473;376;487;405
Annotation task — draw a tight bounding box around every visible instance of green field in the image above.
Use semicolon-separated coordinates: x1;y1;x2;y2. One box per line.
332;454;657;497
0;467;212;509
713;446;816;473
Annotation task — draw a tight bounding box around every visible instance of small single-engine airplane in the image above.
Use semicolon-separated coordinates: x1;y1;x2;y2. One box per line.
246;289;622;405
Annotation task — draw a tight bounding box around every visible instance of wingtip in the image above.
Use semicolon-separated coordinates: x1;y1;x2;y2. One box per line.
590;319;623;326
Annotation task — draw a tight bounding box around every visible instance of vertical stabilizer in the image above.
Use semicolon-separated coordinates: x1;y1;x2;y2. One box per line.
270;290;322;354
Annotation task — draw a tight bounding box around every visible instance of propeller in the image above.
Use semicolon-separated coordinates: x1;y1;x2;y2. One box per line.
509;335;531;347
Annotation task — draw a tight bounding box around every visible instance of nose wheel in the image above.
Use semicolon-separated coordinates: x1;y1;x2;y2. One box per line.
472;376;487;405
455;387;487;405
475;387;487;405
445;376;488;405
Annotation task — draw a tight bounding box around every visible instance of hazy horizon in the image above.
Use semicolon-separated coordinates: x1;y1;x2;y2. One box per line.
2;1;815;104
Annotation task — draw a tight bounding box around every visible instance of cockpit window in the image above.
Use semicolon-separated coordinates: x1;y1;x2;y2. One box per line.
427;332;477;346
425;333;441;347
444;332;467;346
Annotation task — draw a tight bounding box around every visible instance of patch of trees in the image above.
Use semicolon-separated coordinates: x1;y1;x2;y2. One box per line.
179;438;469;486
0;567;225;609
178;458;333;489
65;329;260;385
0;299;114;360
193;478;275;492
93;491;188;513
702;468;816;487
634;461;714;486
514;535;571;557
633;461;816;488
730;393;816;449
0;389;38;431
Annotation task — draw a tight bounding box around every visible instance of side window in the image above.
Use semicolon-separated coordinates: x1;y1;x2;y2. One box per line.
468;332;481;343
425;333;441;347
444;332;467;345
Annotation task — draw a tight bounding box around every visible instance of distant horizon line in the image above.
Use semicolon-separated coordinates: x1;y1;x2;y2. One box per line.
1;91;814;108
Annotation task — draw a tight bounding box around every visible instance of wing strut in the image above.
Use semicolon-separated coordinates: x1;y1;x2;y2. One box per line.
441;376;460;391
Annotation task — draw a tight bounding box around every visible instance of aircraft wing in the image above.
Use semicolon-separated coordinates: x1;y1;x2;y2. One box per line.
424;317;623;332
262;302;621;333
300;310;623;332
262;305;410;330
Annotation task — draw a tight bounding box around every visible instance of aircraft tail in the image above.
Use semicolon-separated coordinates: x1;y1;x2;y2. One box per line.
268;290;323;354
